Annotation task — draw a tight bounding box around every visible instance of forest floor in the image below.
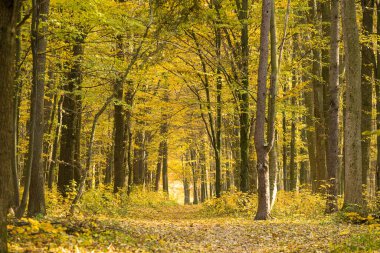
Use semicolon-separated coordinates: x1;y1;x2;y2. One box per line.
7;204;380;252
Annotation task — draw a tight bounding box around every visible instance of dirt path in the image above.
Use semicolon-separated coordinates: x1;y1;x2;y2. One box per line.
8;205;370;252
108;205;364;252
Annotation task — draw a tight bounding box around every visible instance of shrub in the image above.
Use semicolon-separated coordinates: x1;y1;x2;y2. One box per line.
201;190;327;219
331;226;380;252
272;190;326;220
202;192;257;217
78;186;177;217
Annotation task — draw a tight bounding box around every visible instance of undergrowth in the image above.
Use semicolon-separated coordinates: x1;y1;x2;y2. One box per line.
202;190;380;222
46;185;177;217
202;190;326;220
331;225;380;252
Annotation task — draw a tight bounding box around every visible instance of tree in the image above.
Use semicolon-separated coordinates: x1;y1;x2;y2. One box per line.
341;0;363;208
28;0;50;217
237;0;250;193
113;34;126;193
376;0;380;193
254;0;272;220
325;0;339;214
0;0;18;251
58;36;85;195
361;0;374;187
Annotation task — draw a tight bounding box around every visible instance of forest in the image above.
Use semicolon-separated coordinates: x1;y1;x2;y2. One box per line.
1;0;380;252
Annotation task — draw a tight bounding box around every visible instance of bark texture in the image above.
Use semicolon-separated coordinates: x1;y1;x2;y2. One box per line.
342;0;363;208
325;0;339;213
28;0;50;217
254;0;272;220
361;0;374;186
0;0;18;250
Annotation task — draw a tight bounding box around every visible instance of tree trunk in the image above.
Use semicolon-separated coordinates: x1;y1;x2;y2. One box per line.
215;3;223;198
27;0;50;217
376;1;380;193
254;0;272;220
133;130;145;185
125;81;134;194
48;95;63;189
184;177;190;205
282;107;287;191
200;140;207;202
290;38;298;191
269;2;278;208
155;142;163;191
321;2;331;168
58;39;84;196
361;0;374;186
249;118;257;193
238;0;250;193
300;127;309;186
303;73;316;190
162;139;169;193
12;5;22;208
325;0;339;214
309;0;326;193
113;35;126;193
342;0;363;208
191;149;198;204
0;0;18;250
182;155;190;204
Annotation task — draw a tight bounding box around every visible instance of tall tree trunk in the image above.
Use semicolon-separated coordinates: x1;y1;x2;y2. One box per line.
191;148;199;204
303;74;316;190
321;1;331;164
155;142;163;191
28;0;50;217
342;0;363;208
125;81;134;195
200;140;207;202
12;5;22;208
238;0;250;193
133;130;144;185
361;0;374;186
215;2;222;198
289;37;298;192
184;177;190;205
182;155;191;204
249;118;257;193
254;0;272;220
0;0;18;250
309;0;326;193
325;0;339;214
269;1;278;208
48;95;63;189
282;105;287;191
58;39;84;196
376;1;380;193
162;138;169;193
300;126;309;185
44;90;57;178
113;35;126;193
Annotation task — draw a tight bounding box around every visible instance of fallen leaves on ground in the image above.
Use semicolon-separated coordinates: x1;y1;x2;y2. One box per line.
8;205;378;252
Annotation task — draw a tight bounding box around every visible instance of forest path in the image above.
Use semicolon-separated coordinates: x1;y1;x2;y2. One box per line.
8;204;369;252
108;205;364;252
